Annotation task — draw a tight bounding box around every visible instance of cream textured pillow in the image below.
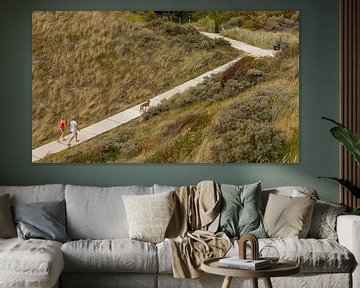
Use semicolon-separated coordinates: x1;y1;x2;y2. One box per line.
122;191;175;243
263;193;316;238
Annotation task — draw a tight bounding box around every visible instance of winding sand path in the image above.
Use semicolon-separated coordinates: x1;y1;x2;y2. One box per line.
32;34;275;162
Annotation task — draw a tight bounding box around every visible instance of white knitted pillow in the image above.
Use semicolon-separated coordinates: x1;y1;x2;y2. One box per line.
122;191;175;243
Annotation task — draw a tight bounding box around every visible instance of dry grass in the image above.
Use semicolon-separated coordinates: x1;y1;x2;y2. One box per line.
32;11;238;148
36;12;299;163
39;49;299;163
222;27;298;49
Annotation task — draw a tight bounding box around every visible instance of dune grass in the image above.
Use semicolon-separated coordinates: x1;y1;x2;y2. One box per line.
221;27;298;50
32;11;239;148
39;46;299;163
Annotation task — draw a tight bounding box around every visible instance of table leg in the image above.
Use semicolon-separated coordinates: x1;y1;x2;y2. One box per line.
263;277;273;288
222;276;233;288
251;278;258;288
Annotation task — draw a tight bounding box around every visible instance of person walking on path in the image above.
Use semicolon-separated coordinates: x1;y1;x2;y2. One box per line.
67;117;80;146
57;117;66;143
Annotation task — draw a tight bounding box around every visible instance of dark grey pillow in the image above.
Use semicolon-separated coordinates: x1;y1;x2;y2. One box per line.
218;182;266;239
12;200;70;243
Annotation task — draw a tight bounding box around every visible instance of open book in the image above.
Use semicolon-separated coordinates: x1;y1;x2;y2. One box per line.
218;257;271;270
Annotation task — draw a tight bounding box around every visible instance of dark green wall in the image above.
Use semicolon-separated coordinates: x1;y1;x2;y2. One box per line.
0;0;340;202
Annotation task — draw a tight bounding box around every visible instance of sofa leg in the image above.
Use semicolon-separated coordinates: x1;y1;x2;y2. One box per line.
251;278;258;288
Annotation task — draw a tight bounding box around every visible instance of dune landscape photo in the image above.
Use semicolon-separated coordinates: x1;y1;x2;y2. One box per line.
32;11;299;163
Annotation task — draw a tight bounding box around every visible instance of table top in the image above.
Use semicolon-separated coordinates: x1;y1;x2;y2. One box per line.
201;257;300;278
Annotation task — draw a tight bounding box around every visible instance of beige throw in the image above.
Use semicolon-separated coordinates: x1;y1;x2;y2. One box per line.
165;180;231;279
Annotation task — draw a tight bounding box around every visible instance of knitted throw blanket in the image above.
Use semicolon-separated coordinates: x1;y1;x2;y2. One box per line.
165;180;231;278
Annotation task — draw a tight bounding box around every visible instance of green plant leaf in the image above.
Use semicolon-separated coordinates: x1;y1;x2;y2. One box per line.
322;117;360;165
319;176;360;199
330;127;360;165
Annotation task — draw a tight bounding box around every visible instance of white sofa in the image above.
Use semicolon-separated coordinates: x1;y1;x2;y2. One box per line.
0;184;359;288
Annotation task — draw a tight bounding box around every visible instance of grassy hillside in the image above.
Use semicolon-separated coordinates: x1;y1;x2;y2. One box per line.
40;44;299;163
32;11;239;148
218;12;299;50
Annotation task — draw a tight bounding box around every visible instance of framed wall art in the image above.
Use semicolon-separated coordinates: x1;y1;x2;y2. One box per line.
32;11;299;163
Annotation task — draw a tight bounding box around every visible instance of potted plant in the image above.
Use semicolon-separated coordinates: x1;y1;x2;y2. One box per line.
320;117;360;215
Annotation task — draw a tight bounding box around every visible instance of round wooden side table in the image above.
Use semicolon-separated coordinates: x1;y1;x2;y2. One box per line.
201;257;300;288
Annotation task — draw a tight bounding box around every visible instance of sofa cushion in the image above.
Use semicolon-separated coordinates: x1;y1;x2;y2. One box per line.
61;273;157;288
218;182;266;238
307;200;347;240
0;194;16;238
0;184;65;204
61;239;158;273
122;191;175;243
261;186;319;213
158;237;353;274
263;193;316;238
233;238;353;273
65;185;153;239
0;238;64;288
12;200;70;243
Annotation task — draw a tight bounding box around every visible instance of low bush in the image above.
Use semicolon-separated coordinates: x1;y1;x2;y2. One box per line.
212;123;285;163
210;82;290;163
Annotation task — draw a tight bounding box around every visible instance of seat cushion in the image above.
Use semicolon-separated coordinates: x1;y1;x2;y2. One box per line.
62;239;158;273
0;238;64;288
228;238;354;273
157;238;354;274
65;185;153;239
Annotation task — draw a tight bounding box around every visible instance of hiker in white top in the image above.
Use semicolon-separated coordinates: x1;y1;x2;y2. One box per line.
67;118;80;146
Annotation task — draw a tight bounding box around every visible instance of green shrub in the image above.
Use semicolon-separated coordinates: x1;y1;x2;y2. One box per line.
222;16;245;30
212;122;285;163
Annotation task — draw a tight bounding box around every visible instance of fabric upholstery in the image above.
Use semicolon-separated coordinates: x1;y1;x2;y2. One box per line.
337;215;360;288
0;184;65;204
307;200;347;240
12;200;70;243
61;239;158;273
61;273;157;288
157;273;351;288
226;238;354;273
153;184;176;194
122;191;175;243
0;238;63;288
65;185;153;239
157;238;353;275
0;194;16;238
263;193;316;238
218;182;266;238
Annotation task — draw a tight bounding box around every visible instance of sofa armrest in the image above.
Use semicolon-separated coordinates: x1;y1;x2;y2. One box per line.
337;215;360;288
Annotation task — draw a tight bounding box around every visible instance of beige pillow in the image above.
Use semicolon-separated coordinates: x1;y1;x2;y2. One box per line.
122;191;175;243
263;193;316;238
0;194;17;238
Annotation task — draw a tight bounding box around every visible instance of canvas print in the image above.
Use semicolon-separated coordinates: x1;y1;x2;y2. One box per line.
32;11;299;163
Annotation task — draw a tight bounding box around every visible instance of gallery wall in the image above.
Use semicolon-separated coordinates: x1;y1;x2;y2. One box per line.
0;0;340;202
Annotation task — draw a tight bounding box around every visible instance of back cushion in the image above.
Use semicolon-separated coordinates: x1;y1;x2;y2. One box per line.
65;185;153;239
153;184;176;194
261;186;319;213
0;184;65;204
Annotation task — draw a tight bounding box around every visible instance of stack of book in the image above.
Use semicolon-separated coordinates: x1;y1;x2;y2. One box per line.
218;257;271;270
